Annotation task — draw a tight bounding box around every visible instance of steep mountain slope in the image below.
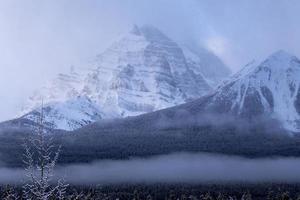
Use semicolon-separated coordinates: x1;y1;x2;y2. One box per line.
19;25;230;131
205;50;300;132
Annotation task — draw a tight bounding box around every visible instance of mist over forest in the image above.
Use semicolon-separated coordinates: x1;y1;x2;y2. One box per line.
1;153;300;185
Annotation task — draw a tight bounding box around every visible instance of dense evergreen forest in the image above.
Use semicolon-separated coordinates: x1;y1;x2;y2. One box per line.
0;123;300;167
2;183;300;200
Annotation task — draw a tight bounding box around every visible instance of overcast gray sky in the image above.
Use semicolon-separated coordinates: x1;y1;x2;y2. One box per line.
1;0;300;121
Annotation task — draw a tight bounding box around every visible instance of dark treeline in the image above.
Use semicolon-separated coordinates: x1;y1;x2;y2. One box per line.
1;123;300;167
58;123;300;165
2;183;300;200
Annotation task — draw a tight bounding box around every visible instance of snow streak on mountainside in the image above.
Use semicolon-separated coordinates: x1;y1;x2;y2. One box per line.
206;50;300;132
20;25;230;131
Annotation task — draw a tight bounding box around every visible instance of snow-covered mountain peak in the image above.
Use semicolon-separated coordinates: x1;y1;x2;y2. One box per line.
228;50;299;83
138;25;172;43
268;49;295;61
129;25;142;36
209;50;300;132
19;25;230;131
112;25;172;47
258;50;299;72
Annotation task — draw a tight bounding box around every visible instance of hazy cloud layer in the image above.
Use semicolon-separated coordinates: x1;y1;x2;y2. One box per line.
3;153;300;184
1;0;300;120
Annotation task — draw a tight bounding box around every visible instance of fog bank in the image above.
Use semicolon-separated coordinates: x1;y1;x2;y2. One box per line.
2;153;300;185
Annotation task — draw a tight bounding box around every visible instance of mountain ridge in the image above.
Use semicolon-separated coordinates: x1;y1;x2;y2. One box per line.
74;50;300;133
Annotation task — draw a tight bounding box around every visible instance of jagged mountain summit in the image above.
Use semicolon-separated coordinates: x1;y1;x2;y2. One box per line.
19;25;230;131
206;50;300;132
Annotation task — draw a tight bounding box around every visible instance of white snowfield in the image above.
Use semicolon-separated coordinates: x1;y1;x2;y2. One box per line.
20;25;230;131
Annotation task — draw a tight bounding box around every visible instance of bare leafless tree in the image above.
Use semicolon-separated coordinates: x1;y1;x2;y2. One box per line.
22;103;68;200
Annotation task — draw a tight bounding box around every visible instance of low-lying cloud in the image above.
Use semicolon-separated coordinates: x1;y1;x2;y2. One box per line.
153;110;285;134
2;153;300;185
